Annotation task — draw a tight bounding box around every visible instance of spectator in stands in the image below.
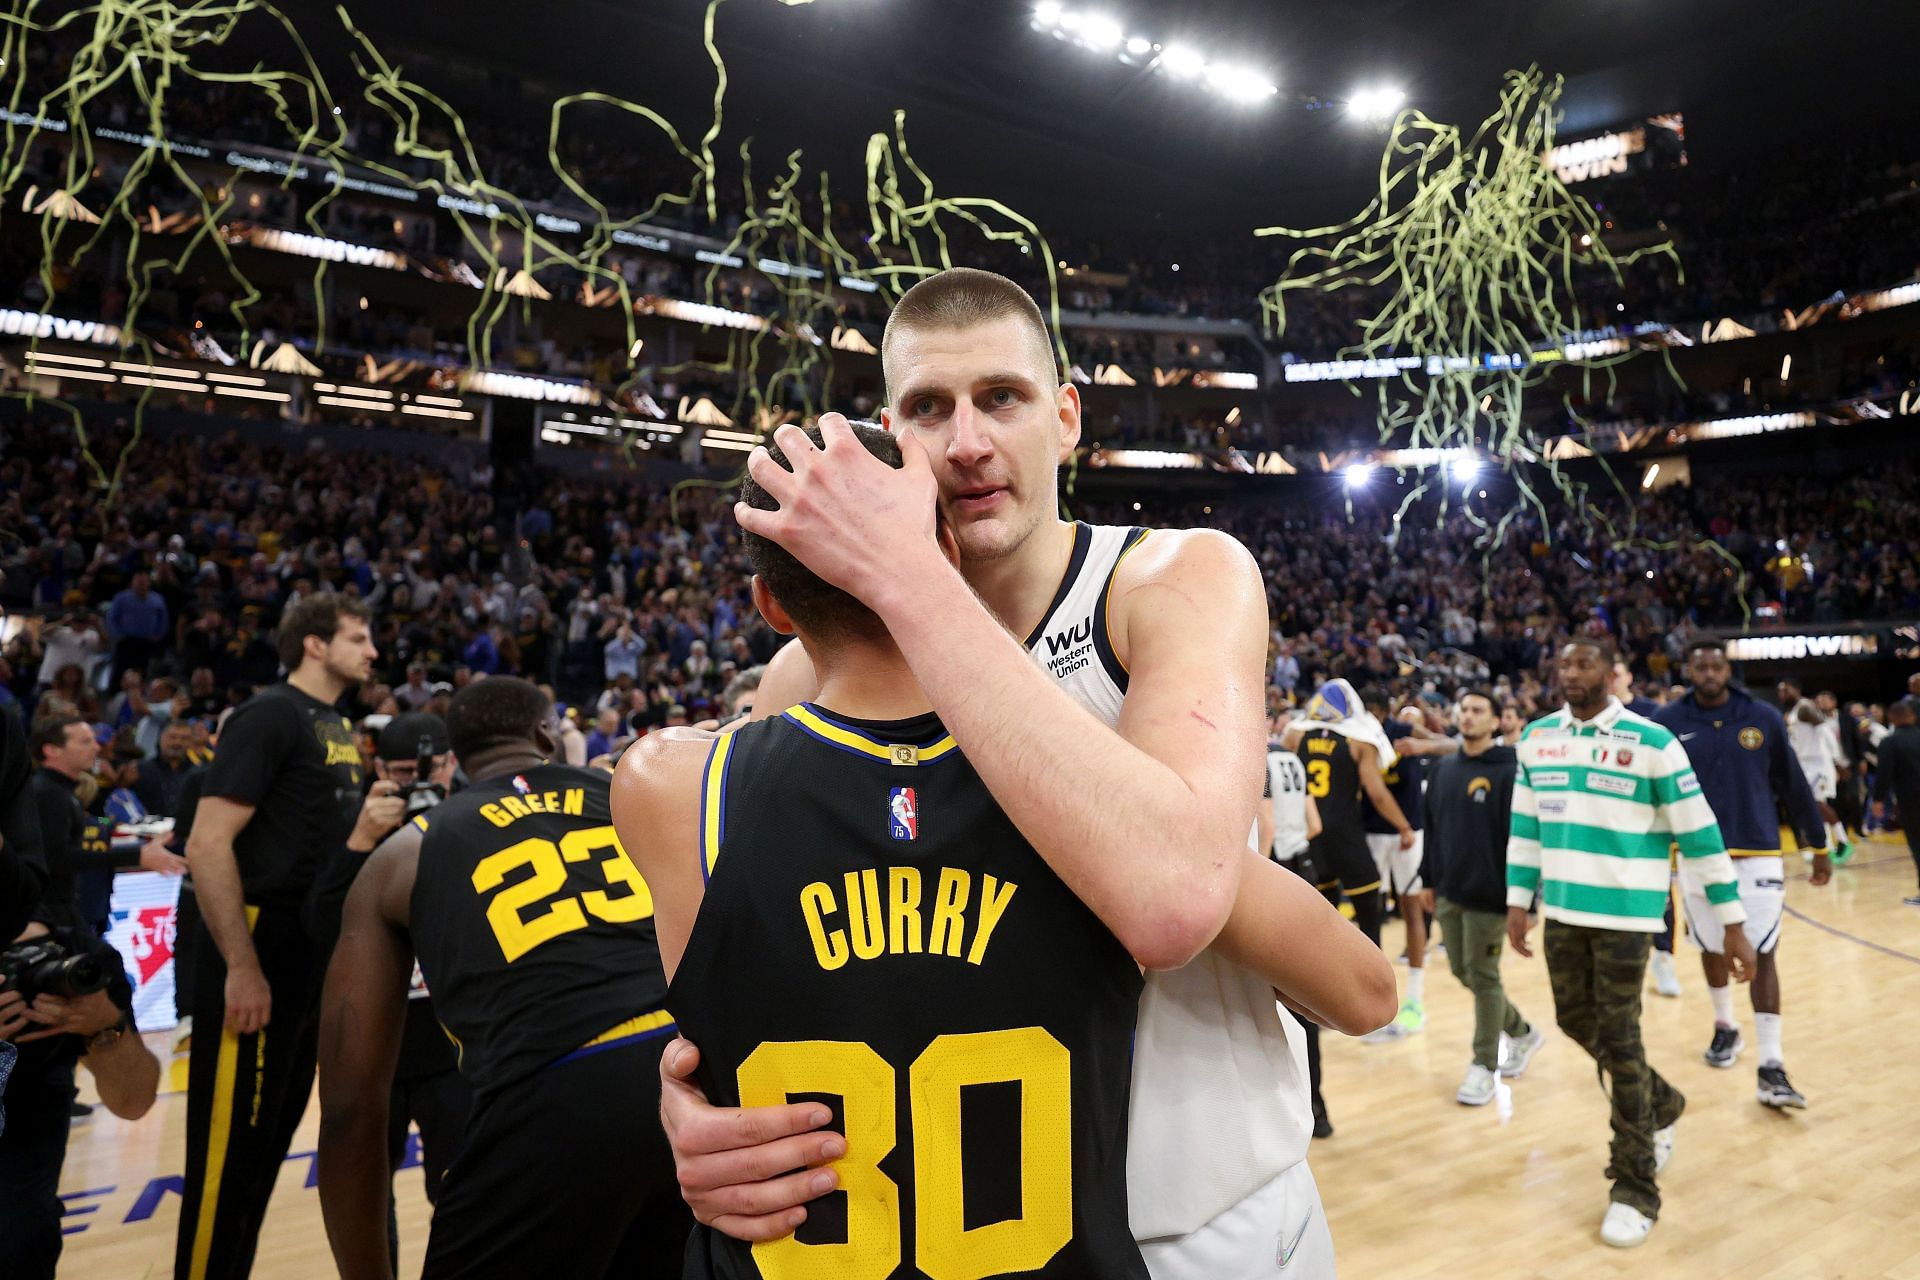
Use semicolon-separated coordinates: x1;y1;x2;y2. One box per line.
133;720;199;817
395;662;436;710
184;667;221;718
603;621;644;683
586;708;624;761
33;614;104;695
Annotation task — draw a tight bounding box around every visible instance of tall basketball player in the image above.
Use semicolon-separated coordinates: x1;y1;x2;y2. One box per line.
656;269;1394;1278
617;422;1150;1276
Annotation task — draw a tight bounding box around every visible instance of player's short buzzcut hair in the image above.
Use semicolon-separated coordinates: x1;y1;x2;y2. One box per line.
277;592;372;672
881;267;1058;404
446;677;552;761
740;423;901;645
1562;632;1618;664
1685;637;1728;658
1457;687;1497;713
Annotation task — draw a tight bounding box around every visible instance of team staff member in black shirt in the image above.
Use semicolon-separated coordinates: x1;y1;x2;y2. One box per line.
26;717;185;937
175;594;376;1280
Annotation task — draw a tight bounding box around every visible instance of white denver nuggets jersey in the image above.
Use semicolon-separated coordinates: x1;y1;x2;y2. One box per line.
1268;748;1312;861
1026;522;1313;1240
1025;522;1146;725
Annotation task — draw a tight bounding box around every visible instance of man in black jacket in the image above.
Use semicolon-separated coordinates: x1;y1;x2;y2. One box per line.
27;718;183;938
1419;691;1544;1106
1872;699;1920;905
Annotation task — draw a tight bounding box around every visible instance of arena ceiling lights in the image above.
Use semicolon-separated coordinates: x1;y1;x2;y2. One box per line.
1029;4;1278;105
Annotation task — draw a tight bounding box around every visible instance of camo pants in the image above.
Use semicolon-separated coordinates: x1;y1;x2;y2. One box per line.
1544;920;1686;1219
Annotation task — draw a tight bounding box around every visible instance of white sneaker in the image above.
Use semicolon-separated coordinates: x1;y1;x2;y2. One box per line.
1600;1201;1654;1248
1500;1024;1546;1078
1456;1063;1497;1106
1654;1122;1676;1173
1649;950;1682;998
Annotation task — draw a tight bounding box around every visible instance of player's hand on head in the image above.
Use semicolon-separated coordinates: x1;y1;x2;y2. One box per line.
660;1036;846;1240
734;413;942;609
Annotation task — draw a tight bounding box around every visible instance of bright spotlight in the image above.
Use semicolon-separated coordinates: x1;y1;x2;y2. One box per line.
1350;87;1405;121
1344;463;1375;488
1161;44;1205;78
1057;9;1082;31
1081;14;1123;49
1448;456;1479;484
1125;35;1152;56
1208;64;1278;103
1034;0;1062;24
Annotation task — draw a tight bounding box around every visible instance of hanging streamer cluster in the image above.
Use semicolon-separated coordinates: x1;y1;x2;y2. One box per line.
0;0;1064;508
1253;68;1748;612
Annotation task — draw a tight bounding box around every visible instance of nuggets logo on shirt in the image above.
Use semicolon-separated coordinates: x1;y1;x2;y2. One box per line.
1468;776;1492;802
1739;727;1765;750
888;786;918;841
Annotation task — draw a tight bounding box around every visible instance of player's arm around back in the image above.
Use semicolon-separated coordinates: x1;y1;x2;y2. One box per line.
881;525;1262;969
609;727;716;979
1210;852;1398;1033
317;829;419;1280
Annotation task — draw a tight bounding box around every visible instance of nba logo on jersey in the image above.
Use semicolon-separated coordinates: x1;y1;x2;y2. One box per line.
511;775;531;794
888;787;918;841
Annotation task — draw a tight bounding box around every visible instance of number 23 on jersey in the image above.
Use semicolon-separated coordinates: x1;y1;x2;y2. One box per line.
470;824;653;963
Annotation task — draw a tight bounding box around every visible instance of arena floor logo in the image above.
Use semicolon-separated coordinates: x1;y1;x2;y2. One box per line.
60;1137;428;1238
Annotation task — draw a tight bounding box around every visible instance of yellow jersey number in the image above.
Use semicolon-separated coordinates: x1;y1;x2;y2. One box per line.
738;1028;1072;1280
470;825;653;963
1306;759;1332;798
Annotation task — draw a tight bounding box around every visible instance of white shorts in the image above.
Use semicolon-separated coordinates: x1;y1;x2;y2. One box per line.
1139;1160;1335;1280
1365;831;1423;896
1681;856;1785;956
1804;767;1837;802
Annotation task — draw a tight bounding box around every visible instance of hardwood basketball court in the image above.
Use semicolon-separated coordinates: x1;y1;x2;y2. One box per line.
58;841;1920;1278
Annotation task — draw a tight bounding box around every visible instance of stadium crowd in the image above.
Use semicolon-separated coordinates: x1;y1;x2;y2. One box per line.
3;414;1916;797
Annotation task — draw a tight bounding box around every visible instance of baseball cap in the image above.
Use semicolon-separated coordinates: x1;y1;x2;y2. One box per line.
377;712;451;761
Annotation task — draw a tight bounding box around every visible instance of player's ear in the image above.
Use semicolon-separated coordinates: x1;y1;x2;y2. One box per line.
1055;380;1082;459
750;575;796;636
934;510;961;569
532;723;558;761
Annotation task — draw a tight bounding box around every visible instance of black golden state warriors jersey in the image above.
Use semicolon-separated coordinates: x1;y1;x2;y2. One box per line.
672;705;1147;1280
1298;725;1365;850
409;764;671;1099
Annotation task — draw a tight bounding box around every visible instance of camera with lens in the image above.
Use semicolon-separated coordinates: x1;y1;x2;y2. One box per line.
0;936;109;1003
398;733;447;820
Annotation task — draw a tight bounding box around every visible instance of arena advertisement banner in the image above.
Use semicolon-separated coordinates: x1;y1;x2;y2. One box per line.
104;872;182;1033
